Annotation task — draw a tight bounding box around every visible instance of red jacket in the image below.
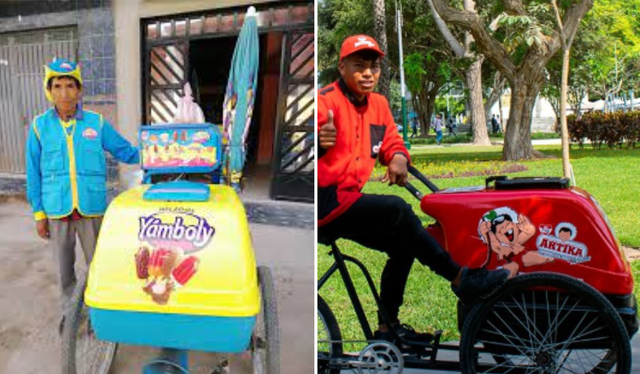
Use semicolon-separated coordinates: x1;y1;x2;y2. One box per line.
318;79;410;226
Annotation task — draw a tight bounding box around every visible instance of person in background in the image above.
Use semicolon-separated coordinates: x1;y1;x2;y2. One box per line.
432;113;444;145
491;114;499;134
25;59;140;333
447;117;457;136
410;117;418;138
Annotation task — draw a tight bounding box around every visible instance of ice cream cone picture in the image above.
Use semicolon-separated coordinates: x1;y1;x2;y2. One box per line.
135;246;150;279
136;245;199;304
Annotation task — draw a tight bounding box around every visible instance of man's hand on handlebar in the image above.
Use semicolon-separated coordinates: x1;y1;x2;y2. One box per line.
382;154;409;187
319;110;337;150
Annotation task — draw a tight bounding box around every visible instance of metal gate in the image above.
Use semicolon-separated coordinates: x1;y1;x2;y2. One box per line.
146;41;188;123
0;28;77;173
270;29;314;202
142;2;314;202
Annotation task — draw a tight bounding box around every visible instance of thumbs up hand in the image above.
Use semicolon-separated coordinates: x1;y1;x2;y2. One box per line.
319;110;337;150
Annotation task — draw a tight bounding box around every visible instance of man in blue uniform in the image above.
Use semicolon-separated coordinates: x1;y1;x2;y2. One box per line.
25;59;140;332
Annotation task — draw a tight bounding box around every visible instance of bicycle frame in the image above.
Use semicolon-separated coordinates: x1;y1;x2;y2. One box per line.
316;165;439;346
318;242;395;342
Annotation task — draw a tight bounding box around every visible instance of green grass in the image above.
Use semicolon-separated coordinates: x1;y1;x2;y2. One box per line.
318;144;640;347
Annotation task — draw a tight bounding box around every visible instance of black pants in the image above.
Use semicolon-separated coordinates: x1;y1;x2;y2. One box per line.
319;194;462;325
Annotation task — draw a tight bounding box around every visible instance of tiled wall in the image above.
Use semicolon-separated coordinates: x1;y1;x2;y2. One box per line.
75;2;122;193
0;0;125;195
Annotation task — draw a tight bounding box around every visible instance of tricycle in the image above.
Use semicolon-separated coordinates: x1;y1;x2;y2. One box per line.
61;123;280;374
318;165;638;373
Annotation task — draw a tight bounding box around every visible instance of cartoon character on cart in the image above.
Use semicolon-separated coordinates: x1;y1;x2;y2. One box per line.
478;207;554;275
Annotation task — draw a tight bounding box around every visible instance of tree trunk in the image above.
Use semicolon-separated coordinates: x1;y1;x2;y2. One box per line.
372;0;390;98
546;96;560;131
424;94;436;136
503;71;545;160
466;57;491;145
413;84;440;137
560;48;571;178
498;92;504;128
484;72;505;121
412;96;428;137
569;87;585;118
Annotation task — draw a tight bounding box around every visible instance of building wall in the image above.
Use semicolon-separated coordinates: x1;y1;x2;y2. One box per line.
0;4;117;124
0;1;119;181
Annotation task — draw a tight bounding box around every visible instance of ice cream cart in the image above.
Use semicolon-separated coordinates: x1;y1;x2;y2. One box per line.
61;123;280;374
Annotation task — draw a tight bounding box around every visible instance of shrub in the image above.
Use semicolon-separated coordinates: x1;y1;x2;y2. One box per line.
409;134;473;145
567;111;640;149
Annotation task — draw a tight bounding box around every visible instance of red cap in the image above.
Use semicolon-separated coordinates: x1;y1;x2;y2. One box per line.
340;35;385;61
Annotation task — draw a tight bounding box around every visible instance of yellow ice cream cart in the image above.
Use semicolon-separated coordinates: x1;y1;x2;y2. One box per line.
61;124;279;374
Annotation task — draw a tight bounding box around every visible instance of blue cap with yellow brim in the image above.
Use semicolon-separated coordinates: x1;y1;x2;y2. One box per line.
43;59;83;102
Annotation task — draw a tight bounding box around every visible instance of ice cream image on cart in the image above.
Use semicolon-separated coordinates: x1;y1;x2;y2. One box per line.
60;10;279;373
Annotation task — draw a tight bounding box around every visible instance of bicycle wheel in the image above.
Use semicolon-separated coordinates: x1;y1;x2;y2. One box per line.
61;273;118;374
460;272;631;374
251;266;280;374
318;295;343;374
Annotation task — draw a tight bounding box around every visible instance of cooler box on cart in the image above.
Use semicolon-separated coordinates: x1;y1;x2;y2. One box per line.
84;124;260;352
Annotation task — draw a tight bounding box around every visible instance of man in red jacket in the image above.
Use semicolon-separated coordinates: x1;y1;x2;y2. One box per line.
318;35;512;345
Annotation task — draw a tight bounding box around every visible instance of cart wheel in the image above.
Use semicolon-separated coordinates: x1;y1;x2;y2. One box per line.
252;266;280;374
317;295;343;374
61;273;118;374
460;272;631;374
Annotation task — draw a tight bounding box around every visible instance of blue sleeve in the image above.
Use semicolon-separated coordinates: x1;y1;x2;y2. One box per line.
101;119;140;165
25;120;46;220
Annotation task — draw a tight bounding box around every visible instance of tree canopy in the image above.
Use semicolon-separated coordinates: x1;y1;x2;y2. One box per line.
318;0;637;160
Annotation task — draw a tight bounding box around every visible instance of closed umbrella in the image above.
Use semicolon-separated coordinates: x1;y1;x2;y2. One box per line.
222;6;259;191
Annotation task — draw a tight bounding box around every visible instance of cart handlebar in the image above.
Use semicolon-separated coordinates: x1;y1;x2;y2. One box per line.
403;165;439;201
404;182;424;200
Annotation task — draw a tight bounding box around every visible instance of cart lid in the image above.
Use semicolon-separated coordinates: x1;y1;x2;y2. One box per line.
143;181;211;202
85;184;260;317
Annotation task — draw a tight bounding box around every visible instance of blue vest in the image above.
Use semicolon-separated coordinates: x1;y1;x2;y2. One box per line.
33;109;109;217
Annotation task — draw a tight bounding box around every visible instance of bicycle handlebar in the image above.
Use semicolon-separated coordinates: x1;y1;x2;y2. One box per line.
403;165;440;201
404;182;424;200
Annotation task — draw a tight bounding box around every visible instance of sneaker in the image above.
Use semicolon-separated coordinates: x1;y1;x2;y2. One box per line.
373;323;434;347
451;267;510;304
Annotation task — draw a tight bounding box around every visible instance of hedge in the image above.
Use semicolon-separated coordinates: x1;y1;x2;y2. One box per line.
567;111;640;149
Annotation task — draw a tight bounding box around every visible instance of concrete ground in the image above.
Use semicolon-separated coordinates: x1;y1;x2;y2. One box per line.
0;199;314;374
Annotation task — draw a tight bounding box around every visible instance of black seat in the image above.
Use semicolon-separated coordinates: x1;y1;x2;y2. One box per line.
486;175;569;190
495;177;569;190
